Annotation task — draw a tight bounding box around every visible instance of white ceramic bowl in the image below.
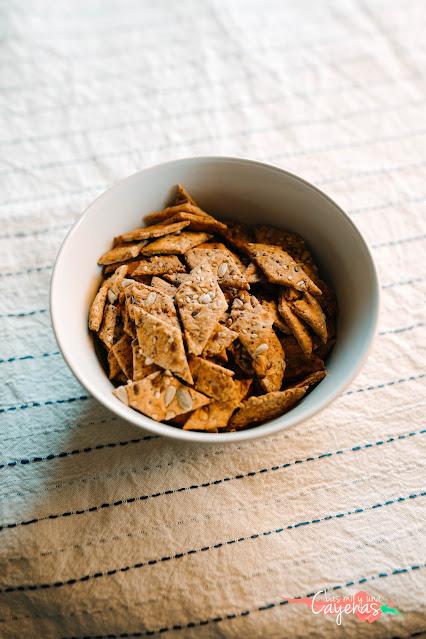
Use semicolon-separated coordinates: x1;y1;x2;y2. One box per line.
51;157;379;443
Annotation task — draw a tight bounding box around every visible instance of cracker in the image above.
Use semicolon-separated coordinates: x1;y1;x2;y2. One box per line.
245;262;265;284
261;299;291;334
183;378;252;432
89;281;109;332
229;387;307;430
128;282;180;329
129;255;186;277
114;220;190;244
278;291;313;358
98;304;120;350
292;292;327;343
140;232;213;256
165;211;227;234
150;276;177;297
281;335;325;381
202;324;238;361
114;371;210;421
230;294;285;391
144;202;212;226
175;262;228;355
185;243;249;290
131;338;159;381
107;348;122;380
254;225;314;265
223;221;254;253
110;333;133;379
248;243;322;295
97;241;148;266
172;184;199;207
132;306;193;384
189;357;238;401
163;272;191;286
288;370;326;389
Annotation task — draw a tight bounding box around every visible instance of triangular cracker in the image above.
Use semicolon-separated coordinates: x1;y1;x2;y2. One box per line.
111;333;133;379
229;387;307;430
144;202;212;226
98;304;120;350
185;243;249;290
183;379;252;432
189;357;237;401
230;293;285;391
89;265;128;331
172;184;198;207
150;276;177;297
292;292;327;343
287;370;326;389
114;220;190;244
278;291;313;358
202;324;238;361
248;243;322;295
127;282;180;329
254;225;314;265
129;255;186;277
97;241;148;266
175;262;228;355
131;306;192;384
165;211;227;234
140;232;212;256
114;371;210;421
131;338;159;381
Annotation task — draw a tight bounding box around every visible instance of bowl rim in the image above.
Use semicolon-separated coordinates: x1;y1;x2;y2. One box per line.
50;155;380;444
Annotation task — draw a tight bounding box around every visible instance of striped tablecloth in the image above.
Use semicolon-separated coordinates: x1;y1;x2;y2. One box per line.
1;1;425;637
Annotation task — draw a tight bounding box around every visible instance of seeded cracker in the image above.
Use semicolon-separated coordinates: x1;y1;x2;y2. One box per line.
131;338;159;381
185;243;249;290
292;292;327;343
261;299;291;334
254;225;314;265
172;184;199;207
183;378;252;432
114;220;190;244
164;211;227;234
111;333;133;379
229;387;308;430
131;306;193;384
189;357;237;402
230;293;285;391
89;265;128;331
248;243;322;295
150;277;178;297
127;282;180;329
128;255;185;277
98;241;148;266
202;324;238;361
140;231;212;256
144;202;211;226
114;371;210;421
175;262;228;356
278;291;313;358
98;304;120;350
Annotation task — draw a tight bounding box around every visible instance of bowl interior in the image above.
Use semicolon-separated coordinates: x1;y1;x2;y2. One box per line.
51;157;379;443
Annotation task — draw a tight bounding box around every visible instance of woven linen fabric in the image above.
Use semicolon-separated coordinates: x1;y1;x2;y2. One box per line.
0;1;425;637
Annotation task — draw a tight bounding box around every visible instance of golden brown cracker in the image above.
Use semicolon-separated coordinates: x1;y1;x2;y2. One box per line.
115;371;210;421
202;324;238;360
111;333;133;379
183;378;252;431
287;370;326;389
261;299;291;334
150;276;178;296
144;202;211;226
189;357;237;402
278;292;313;358
292;292;327;343
165;211;227;234
131;338;159;381
172;184;199;207
229;387;307;430
128;282;179;329
130;255;186;277
132;307;192;384
140;232;213;256
89;281;109;332
185;243;249;290
107;348;122;380
248;243;322;295
98;304;120;350
114;220;190;244
254;225;314;265
97;241;148;266
175;262;228;356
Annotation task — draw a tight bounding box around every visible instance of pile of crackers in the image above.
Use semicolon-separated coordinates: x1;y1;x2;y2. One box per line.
89;185;337;432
